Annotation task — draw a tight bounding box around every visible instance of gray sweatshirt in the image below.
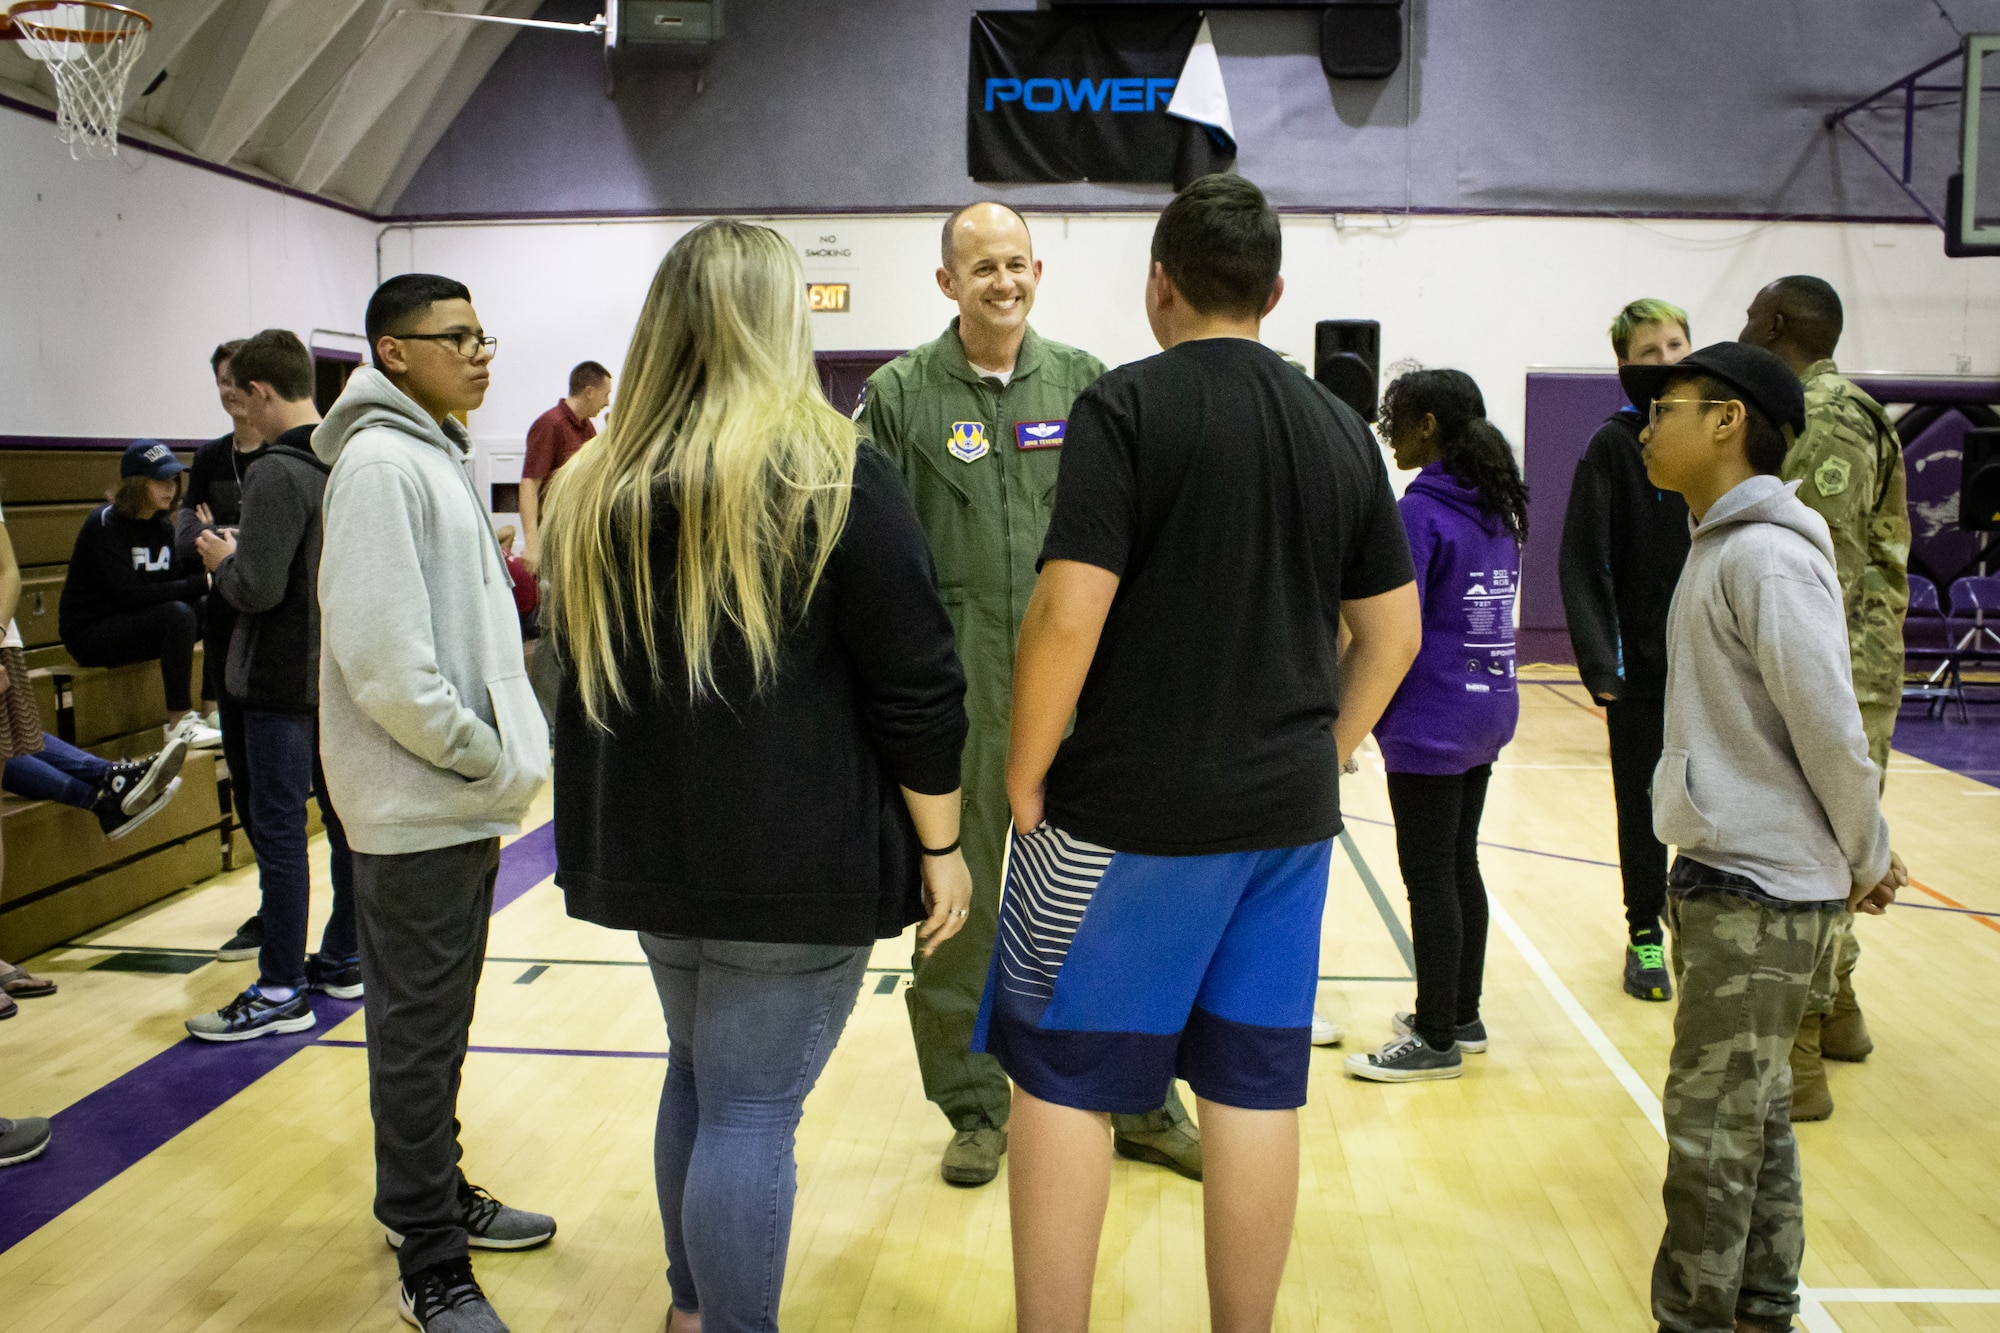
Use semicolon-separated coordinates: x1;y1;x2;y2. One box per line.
1652;474;1890;902
314;367;549;855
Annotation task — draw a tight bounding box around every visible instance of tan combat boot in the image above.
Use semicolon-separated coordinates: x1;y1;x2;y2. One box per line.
1820;953;1873;1062
1790;1013;1834;1122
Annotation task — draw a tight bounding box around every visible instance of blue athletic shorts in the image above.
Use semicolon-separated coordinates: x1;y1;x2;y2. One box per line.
971;822;1332;1114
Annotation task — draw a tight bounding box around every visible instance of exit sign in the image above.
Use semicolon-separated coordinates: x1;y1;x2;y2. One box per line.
807;283;850;312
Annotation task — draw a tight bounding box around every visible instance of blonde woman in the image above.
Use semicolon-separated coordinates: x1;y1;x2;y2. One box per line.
541;220;971;1333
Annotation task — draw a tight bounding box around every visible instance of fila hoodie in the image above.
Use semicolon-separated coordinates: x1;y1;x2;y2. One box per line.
314;367;548;854
58;505;207;642
1652;474;1890;902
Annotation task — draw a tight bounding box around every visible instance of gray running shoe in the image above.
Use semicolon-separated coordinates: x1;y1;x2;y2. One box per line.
1344;1032;1464;1083
185;987;315;1042
0;1116;52;1167
387;1179;556;1251
1391;1011;1488;1053
398;1258;510;1332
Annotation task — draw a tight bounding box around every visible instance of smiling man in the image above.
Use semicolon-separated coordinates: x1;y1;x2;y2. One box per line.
856;202;1201;1189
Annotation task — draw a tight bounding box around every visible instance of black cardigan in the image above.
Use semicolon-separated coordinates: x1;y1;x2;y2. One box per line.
1557;409;1691;701
554;444;969;945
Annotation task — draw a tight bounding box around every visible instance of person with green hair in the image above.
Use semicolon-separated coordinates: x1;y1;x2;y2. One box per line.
1559;297;1693;1003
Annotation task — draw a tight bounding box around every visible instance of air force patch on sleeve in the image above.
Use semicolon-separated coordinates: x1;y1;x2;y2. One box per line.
1015;419;1066;450
948;421;990;463
1814;454;1852;498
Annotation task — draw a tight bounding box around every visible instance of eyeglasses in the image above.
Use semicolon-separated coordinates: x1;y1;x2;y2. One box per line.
394;331;499;360
1647;398;1728;429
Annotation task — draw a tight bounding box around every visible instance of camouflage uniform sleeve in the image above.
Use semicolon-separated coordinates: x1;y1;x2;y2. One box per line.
1780;391;1877;616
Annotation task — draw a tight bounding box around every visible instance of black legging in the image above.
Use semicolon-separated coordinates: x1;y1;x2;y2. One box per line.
1605;696;1668;940
1385;764;1493;1052
65;599;201;714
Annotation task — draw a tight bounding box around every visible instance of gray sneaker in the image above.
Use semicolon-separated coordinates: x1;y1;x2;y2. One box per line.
1391;1011;1488;1053
387;1179;556;1251
398;1258;510;1332
1344;1032;1464;1083
0;1116;52;1167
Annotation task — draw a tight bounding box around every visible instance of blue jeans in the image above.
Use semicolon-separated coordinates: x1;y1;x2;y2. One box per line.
641;934;869;1333
3;734;108;809
243;709;356;989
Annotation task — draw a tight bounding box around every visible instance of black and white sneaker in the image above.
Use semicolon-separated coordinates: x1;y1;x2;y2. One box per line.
0;1116;52;1167
101;734;189;816
95;777;182;842
387;1178;556;1252
216;915;263;963
398;1257;510;1332
1391;1011;1488;1053
1344;1032;1464;1083
306;953;365;1000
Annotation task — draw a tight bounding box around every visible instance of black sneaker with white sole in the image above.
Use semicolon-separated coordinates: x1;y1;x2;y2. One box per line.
0;1116;52;1167
101;734;189;816
184;987;315;1042
386;1178;556;1252
1391;1011;1488;1053
306;953;365;1000
95;776;182;842
1344;1032;1464;1082
216;915;263;962
399;1257;510;1333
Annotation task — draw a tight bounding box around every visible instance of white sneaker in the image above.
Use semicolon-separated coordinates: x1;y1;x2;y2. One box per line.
171;711;224;750
1311;1011;1343;1046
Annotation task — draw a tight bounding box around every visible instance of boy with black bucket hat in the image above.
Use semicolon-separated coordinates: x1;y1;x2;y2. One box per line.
1619;341;1905;1333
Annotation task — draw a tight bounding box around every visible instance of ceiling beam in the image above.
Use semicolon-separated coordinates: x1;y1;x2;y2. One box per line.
184;0;371;162
119;0;233;118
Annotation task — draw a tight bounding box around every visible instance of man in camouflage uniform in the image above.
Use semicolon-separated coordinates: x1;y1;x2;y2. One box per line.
1742;276;1910;1120
856;203;1199;1188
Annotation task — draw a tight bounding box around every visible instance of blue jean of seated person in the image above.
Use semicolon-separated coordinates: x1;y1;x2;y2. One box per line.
4;733;112;808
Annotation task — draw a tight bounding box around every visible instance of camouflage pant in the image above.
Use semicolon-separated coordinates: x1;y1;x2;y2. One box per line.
1655;877;1846;1333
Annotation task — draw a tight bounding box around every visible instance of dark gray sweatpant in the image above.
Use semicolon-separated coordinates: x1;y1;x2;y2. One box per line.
353;836;500;1277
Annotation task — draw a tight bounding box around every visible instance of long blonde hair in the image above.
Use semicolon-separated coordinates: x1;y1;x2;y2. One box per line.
541;220;857;725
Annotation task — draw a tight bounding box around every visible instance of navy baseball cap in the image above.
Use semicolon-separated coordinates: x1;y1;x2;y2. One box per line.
1618;341;1807;437
121;439;187;480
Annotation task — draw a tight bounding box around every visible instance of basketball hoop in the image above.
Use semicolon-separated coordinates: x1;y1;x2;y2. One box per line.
6;2;151;159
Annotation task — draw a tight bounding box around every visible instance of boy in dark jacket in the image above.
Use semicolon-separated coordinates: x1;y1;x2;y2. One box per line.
184;330;359;1042
1558;298;1692;1002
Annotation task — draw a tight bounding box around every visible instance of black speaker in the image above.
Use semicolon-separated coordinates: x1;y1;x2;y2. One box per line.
1315;319;1381;422
1321;1;1403;81
1962;427;2000;531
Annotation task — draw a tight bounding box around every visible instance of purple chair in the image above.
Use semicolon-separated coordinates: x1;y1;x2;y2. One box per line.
1904;574;1966;720
1946;575;2000;656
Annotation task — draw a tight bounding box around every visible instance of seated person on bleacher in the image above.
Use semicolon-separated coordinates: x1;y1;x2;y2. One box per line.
57;441;221;752
0;492;188;840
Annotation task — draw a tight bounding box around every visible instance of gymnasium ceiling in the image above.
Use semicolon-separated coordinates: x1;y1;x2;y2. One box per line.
0;0;543;212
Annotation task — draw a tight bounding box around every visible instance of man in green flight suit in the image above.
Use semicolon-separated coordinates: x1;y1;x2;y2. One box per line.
857;202;1201;1188
1742;274;1910;1121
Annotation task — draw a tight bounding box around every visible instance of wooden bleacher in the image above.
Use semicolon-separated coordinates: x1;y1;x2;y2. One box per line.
0;444;240;961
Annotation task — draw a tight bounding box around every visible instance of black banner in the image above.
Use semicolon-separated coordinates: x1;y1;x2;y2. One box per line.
968;10;1235;187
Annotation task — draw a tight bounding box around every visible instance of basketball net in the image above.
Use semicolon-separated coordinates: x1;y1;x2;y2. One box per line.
7;3;151;159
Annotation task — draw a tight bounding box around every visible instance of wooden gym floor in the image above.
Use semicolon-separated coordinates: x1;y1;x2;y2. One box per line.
1;669;1996;1332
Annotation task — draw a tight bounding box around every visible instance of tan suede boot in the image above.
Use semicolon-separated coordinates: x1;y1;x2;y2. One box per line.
1790;1013;1834;1122
1820;936;1872;1062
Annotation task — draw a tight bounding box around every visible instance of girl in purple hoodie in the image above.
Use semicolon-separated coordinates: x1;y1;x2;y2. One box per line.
1346;369;1528;1083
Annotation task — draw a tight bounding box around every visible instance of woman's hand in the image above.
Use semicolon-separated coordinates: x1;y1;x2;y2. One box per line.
916;849;973;957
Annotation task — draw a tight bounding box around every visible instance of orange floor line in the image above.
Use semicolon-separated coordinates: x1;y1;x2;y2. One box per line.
1909;876;2000;936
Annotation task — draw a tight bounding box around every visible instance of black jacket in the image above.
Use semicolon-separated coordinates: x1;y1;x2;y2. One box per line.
58;506;206;642
213;429;331;713
1558;409;1691;701
554;444;968;946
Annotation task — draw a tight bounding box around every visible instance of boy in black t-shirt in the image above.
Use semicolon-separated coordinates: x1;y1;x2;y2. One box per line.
976;176;1421;1329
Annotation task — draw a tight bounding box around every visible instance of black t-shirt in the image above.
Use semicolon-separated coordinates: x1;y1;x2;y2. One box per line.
1039;338;1414;856
184;433;261;527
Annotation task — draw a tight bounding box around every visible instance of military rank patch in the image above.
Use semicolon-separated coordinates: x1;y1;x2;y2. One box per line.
948;421;990;463
1814;455;1852;497
1015;419;1066;449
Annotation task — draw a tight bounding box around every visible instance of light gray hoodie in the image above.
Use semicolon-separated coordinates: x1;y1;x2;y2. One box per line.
314;367;549;854
1652;474;1890;901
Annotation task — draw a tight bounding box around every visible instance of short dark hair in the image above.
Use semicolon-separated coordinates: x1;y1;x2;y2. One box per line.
365;273;473;368
941;201;1031;269
1768;275;1843;359
228;328;314;402
1672;370;1790;475
1150;174;1281;320
569;360;611;396
211;339;244;375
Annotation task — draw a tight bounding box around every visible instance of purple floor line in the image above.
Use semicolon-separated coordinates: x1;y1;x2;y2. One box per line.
317;1038;666;1060
0;820;556;1257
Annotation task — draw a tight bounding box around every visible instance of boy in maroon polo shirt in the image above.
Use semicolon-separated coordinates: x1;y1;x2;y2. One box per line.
519;360;611;571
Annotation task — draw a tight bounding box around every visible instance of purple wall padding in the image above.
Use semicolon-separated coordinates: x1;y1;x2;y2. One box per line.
0;437;209;451
1903;410;1991;588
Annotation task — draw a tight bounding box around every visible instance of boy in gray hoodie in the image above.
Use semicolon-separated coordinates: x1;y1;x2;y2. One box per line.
1620;342;1904;1333
317;275;551;1333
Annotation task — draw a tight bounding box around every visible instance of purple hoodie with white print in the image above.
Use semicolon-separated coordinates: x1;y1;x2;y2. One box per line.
1372;460;1521;775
